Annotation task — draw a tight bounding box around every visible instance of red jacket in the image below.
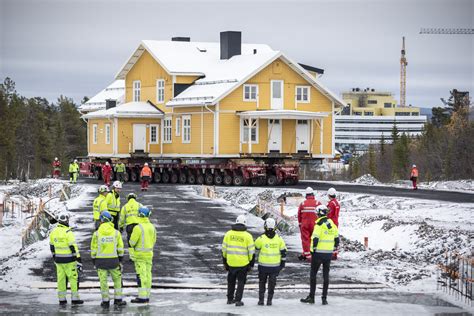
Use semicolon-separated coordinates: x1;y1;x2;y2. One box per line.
102;164;112;176
298;195;321;225
52;161;61;168
411;167;419;178
140;166;152;177
327;198;340;227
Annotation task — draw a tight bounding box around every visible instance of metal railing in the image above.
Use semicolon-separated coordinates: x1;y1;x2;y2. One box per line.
437;252;473;305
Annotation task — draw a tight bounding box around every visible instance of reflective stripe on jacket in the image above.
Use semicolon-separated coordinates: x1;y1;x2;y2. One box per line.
140;166;152;178
69;163;79;173
50;223;80;263
105;190;121;215
310;216;339;254
93;194;107;221
129;218;156;260
119;198;142;229
298;195;321;225
90;222;124;269
255;233;287;268
222;226;255;268
327;198;340;227
114;163;126;173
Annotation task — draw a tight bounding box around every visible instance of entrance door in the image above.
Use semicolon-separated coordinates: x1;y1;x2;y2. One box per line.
270;80;284;109
296;120;310;152
268;119;282;153
133;124;146;152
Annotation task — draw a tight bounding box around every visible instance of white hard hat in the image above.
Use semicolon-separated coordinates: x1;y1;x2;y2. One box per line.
328;187;337;197
54;157;58;161
412;164;416;168
144;162;149;166
236;215;247;226
105;161;109;165
112;180;122;189
264;218;276;230
57;212;69;224
74;159;78;163
305;187;314;195
316;205;329;217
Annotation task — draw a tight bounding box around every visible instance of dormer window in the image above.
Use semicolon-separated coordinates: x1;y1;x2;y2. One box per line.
243;84;258;101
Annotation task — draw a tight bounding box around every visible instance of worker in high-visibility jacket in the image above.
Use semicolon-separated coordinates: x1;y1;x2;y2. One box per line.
90;211;126;308
68;159;80;184
410;164;419;190
119;193;143;243
297;187;321;261
93;185;109;230
105;181;122;230
222;215;255;307
255;218;287;306
129;206;156;304
301;205;339;306
114;162;127;183
49;212;83;306
140;163;152;191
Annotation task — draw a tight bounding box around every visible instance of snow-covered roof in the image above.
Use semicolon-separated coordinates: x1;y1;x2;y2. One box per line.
82;101;164;119
114;40;346;108
79;80;125;113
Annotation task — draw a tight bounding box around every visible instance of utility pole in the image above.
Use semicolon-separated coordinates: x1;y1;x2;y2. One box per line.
400;36;407;107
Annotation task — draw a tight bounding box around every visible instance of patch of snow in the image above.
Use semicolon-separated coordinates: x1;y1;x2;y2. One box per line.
352;174;381;185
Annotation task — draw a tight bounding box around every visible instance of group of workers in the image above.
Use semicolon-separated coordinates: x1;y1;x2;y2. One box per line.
49;180;157;308
222;187;340;307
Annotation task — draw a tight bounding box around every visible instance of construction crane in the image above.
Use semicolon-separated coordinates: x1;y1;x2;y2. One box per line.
400;36;407;107
420;28;474;34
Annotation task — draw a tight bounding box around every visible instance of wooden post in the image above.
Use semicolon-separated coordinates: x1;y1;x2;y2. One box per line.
280;200;284;217
364;237;369;250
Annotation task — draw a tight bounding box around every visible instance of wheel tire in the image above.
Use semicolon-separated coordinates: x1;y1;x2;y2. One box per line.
258;178;266;186
205;174;214;185
187;174;196;184
284;177;293;185
196;174;205;184
250;177;259;186
179;173;187;184
153;172;162;183
267;175;277;186
293;177;299;185
170;172;179;184
214;174;223;185
162;172;170;183
223;175;233;186
123;171;130;182
233;175;244;186
130;170;138;182
94;168;101;180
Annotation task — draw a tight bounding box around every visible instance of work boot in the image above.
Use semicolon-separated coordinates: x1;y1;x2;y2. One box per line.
114;299;127;306
131;298;149;304
227;299;235;305
257;299;264;306
267;296;273;306
59;301;67;306
101;301;110;308
235;301;244;306
322;298;328;305
298;254;306;261
300;296;314;304
71;299;84;305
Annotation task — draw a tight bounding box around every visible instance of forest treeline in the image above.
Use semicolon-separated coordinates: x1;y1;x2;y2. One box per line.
0;78;87;180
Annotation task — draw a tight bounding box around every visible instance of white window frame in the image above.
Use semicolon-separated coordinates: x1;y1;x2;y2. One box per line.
105;124;111;144
156;79;165;104
182;115;191;144
243;84;258;101
175;117;181;136
240;118;259;144
150;124;159;144
296;86;310;103
133;80;141;102
162;117;172;143
93;124;98;144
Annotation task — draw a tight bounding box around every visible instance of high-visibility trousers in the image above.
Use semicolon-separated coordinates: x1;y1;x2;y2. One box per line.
97;267;123;302
70;172;78;183
134;259;153;299
55;261;79;302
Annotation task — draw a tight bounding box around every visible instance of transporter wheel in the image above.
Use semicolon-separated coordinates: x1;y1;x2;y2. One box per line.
123;171;130;182
170;172;179;184
187;174;196;184
162;172;170;183
196;174;205;184
130;170;138;182
205;174;214;185
267;175;277;186
179;173;187;184
214;173;223;185
153;172;162;183
233;175;244;186
284;177;293;185
250;177;259;186
94;168;101;180
293;177;299;185
223;174;233;186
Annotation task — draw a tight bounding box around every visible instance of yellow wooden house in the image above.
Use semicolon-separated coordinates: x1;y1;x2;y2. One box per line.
83;31;345;160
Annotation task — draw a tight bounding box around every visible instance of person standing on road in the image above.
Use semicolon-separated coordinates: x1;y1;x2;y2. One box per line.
326;188;340;260
140;163;152;191
255;218;287;306
52;157;61;179
119;193;143;243
102;162;112;187
222;215;255;307
93;185;109;230
114;161;127;183
301;205;339;306
129;206;156;304
69;159;80;184
49;212;84;306
106;181;122;230
91;211;126;308
298;187;321;262
410;164;419;190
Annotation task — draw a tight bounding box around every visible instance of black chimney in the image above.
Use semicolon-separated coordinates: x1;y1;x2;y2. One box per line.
172;37;190;42
106;99;117;110
220;31;241;60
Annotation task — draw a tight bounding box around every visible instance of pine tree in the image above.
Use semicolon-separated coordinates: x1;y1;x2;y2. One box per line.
368;144;377;178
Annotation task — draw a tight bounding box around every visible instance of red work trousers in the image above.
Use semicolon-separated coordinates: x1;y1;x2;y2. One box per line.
300;221;315;259
103;174;110;186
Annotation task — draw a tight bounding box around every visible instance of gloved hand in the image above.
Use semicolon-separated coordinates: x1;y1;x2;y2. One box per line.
77;262;83;273
280;261;286;270
119;263;123;272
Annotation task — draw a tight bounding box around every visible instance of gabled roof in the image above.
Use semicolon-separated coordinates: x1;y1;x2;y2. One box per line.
79;80;125;113
82;101;164;119
114;40;345;108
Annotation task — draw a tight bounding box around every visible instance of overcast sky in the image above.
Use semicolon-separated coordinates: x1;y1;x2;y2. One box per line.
1;0;472;108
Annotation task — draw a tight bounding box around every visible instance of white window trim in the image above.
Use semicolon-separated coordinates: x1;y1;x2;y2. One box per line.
150;124;159;144
243;84;258;102
175;117;181;136
133;80;141;102
156;79;165;104
162;117;172;144
93;124;98;144
296;86;310;103
105;124;111;144
182;115;191;144
240;118;259;144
